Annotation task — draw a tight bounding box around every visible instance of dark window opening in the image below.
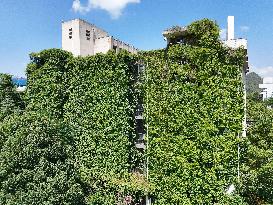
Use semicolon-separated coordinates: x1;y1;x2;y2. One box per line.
113;45;118;53
86;30;90;40
69;28;72;39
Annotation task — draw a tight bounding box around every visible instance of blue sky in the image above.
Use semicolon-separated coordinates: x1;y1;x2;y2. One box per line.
0;0;272;77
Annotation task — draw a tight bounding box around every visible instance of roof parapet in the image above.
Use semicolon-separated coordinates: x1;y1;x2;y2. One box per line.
162;26;188;40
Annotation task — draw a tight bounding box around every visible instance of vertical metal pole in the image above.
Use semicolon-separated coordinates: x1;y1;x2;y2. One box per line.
242;69;247;138
237;139;240;182
146;62;150;205
238;64;247;185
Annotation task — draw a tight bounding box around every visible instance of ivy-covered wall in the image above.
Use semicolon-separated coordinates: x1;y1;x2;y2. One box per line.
64;51;146;204
25;49;73;118
24;49;146;204
141;19;246;204
1;19;247;204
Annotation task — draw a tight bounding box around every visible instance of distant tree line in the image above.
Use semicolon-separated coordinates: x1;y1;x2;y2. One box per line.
246;72;262;95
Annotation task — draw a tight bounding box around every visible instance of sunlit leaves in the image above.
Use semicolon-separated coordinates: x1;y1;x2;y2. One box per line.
141;19;245;204
0;111;85;205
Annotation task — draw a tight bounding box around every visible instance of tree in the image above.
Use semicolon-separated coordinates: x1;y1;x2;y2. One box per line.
240;95;273;204
0;111;85;205
265;97;273;108
0;73;25;121
246;72;262;95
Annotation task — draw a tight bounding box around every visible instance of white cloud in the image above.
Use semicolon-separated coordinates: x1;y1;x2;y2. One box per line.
72;0;140;19
251;66;273;78
240;26;250;32
72;0;90;13
220;28;226;40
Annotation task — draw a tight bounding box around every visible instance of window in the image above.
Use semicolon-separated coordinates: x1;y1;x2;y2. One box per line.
69;28;72;39
113;45;118;53
86;30;90;40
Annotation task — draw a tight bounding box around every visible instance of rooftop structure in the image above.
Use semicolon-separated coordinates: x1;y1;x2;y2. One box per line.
62;19;138;57
223;16;249;72
162;26;188;45
223;16;248;51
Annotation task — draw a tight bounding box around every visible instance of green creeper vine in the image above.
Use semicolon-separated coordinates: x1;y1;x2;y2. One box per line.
64;51;147;204
141;19;246;204
0;18;248;205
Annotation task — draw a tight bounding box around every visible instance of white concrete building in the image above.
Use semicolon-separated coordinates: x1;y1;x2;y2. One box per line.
259;77;273;100
62;19;138;57
223;16;248;50
16;86;26;92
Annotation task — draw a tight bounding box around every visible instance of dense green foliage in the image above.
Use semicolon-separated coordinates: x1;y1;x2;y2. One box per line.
246;72;262;95
141;19;246;204
64;51;146;204
265;97;273;108
240;95;273;204
26;49;73;118
0;111;85;205
0;73;24;121
23;49;146;204
0;18;252;204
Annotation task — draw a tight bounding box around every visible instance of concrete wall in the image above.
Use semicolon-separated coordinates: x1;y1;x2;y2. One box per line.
224;38;247;49
62;19;138;56
94;37;112;54
92;25;108;39
62;19;81;56
113;39;138;54
79;21;94;56
94;37;138;55
79;19;95;56
259;77;273;100
62;19;109;56
112;38;138;54
78;19;109;56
